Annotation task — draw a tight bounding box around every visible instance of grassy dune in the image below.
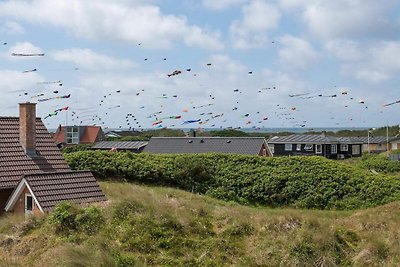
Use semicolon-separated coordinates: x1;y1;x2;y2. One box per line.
0;181;400;266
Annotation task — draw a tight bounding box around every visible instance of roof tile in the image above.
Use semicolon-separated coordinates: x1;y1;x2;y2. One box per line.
24;171;106;211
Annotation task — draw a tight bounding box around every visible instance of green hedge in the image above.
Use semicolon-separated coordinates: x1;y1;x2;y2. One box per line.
357;154;400;173
64;151;400;210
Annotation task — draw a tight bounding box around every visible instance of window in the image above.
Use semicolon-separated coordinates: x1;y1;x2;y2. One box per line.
352;145;360;155
285;144;292;151
25;194;33;214
66;127;79;144
331;144;337;154
296;144;301;151
340;144;348;152
262;148;267;156
316;144;322;154
304;144;313;150
268;144;275;154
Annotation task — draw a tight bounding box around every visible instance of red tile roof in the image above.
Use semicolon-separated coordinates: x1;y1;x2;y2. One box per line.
53;126;103;144
53;125;65;144
80;126;102;143
0;117;71;189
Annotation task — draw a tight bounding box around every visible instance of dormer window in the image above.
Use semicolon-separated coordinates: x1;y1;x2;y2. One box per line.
66;127;79;144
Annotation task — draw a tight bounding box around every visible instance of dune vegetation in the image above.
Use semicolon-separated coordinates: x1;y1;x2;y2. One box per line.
0;181;400;266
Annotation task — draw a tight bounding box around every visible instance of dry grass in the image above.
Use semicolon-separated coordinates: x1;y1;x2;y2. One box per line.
1;181;400;266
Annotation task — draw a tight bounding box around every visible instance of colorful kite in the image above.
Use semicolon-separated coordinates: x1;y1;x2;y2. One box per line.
38;94;71;102
383;100;400;107
12;53;45;56
182;119;201;125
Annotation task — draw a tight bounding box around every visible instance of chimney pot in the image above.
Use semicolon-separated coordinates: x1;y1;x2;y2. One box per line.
19;102;37;157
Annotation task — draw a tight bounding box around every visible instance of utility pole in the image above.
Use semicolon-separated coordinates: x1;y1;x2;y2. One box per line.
386;121;389;152
65;109;68;127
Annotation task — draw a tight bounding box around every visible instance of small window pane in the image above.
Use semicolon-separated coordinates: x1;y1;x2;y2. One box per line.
285;144;292;151
304;144;313;150
26;196;33;211
268;144;275;154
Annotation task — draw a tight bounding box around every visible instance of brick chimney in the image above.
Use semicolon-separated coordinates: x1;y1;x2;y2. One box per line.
19;102;37;157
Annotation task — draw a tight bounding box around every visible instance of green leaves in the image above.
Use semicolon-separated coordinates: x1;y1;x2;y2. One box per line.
65;151;400;210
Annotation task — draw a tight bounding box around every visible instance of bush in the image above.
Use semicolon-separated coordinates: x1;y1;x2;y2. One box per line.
49;202;104;236
65;151;400;210
357;154;400;173
62;144;92;154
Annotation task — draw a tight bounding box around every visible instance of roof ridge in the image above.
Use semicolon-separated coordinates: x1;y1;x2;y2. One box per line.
23;170;93;177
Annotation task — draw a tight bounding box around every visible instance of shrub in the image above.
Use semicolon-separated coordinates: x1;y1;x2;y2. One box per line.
75;206;105;235
62;144;92;154
49;202;104;236
357;154;400;173
49;202;78;234
65;151;400;210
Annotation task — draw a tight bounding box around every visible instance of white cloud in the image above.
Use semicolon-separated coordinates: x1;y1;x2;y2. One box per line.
348;68;389;84
339;41;400;83
2;42;43;61
290;0;398;40
0;69;44;113
1;21;25;34
278;35;318;70
370;42;400;73
279;0;309;10
202;0;247;10
0;0;223;50
184;26;224;50
325;39;364;62
51;48;136;70
230;0;281;49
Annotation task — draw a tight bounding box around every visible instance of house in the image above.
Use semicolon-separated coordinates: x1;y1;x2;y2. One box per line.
348;136;391;153
143;137;272;156
53;125;105;147
5;171;106;216
92;141;148;153
385;136;400;151
267;134;363;159
0;103;106;216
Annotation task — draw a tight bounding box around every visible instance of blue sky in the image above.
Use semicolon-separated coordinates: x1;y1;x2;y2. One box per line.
0;0;399;131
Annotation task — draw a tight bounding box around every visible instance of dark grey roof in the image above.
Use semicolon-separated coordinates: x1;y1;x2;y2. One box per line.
92;141;148;150
268;134;363;144
143;137;269;155
348;136;393;144
378;136;400;144
23;171;106;212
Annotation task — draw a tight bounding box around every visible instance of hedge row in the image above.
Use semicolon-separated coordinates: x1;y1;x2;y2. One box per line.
357;154;400;173
64;151;400;210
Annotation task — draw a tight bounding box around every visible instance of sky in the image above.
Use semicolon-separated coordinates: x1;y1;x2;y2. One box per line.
0;0;399;131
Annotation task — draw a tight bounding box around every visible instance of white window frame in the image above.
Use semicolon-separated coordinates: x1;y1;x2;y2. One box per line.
285;144;292;151
304;144;313;150
262;148;267;156
66;127;79;144
340;144;348;152
296;144;301;151
316;144;322;154
25;193;33;216
331;144;337;154
352;145;360;155
268;144;275;154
